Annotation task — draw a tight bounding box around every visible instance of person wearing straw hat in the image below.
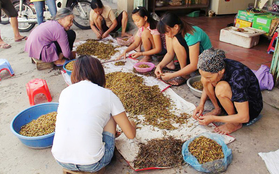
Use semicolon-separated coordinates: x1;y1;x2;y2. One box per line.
192;48;263;134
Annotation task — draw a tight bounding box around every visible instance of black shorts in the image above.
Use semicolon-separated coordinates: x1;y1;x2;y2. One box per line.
95;11;124;33
218;99;261;124
0;0;18;20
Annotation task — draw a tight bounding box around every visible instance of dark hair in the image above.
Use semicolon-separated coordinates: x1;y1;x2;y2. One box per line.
91;0;103;9
132;6;157;29
71;55;106;87
157;12;195;37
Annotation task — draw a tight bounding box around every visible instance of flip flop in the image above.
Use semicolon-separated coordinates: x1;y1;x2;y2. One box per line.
0;43;11;49
165;76;186;86
15;36;27;42
54;63;64;67
162;64;180;71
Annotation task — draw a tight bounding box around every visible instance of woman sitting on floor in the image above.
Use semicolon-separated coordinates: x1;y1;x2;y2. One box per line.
154;12;212;85
89;0;131;39
52;55;136;173
25;8;76;66
192;48;263;134
117;6;166;62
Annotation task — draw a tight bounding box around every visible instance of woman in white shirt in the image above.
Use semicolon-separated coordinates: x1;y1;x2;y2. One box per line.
52;55;136;172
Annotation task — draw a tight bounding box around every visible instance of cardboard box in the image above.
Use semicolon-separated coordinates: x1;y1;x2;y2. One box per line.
237;10;266;22
252;14;277;33
235;18;252;28
219;27;266;48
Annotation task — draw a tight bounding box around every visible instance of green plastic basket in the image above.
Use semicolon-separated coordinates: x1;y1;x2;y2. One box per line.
187;11;200;17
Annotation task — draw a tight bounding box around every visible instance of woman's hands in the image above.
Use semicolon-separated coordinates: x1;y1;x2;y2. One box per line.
116;51;127;60
96;31;102;40
155;64;175;81
192;104;213;126
102;31;109;39
154;65;163;79
192;104;204;120
131;52;142;59
160;72;174;81
198;115;214;126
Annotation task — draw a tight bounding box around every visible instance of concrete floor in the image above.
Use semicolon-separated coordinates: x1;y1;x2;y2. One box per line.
1;10;279;174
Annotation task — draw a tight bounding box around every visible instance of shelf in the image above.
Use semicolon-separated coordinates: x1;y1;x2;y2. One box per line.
154;4;209;11
261;9;279;16
148;0;210;13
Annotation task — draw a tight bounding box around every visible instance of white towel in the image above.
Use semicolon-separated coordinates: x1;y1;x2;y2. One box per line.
259;149;279;174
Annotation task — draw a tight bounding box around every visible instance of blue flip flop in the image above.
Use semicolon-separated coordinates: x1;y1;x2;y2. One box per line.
243;114;263;126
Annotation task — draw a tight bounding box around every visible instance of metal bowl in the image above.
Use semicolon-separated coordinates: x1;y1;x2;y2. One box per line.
187;75;203;98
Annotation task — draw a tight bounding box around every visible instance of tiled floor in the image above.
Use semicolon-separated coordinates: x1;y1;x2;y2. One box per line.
182;14;274;70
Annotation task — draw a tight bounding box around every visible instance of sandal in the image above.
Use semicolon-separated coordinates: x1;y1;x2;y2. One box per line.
0;43;11;49
162;64;180;71
165;76;186;86
15;36;27;42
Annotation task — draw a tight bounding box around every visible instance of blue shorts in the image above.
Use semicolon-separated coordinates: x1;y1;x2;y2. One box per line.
56;131;115;172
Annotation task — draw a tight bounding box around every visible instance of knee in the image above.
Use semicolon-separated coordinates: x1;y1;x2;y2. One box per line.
215;81;231;99
201;76;211;88
122;11;128;19
95;15;103;24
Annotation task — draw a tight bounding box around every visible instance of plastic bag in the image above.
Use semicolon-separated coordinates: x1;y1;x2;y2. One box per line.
116;36;134;46
253;65;274;91
182;133;232;173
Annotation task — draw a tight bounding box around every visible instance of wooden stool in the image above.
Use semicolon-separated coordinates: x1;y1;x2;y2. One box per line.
31;57;54;70
63;167;105;174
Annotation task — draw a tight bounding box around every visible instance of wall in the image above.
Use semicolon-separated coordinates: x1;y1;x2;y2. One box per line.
117;0;137;30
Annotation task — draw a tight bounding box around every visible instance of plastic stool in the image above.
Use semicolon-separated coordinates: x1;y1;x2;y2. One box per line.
0;59;14;80
26;78;52;105
267;32;278;54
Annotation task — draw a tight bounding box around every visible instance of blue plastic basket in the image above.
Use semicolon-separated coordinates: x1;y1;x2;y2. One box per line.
63;59;75;76
10;102;59;149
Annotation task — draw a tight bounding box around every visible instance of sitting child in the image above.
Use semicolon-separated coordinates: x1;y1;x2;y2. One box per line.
117;6;166;62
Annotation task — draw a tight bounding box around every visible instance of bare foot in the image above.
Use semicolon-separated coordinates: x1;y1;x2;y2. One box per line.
135;45;141;52
0;41;11;49
166;76;186;86
165;61;175;70
121;32;132;37
166;64;175;70
71;51;76;59
140;56;151;62
214;123;242;134
204;107;223;116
